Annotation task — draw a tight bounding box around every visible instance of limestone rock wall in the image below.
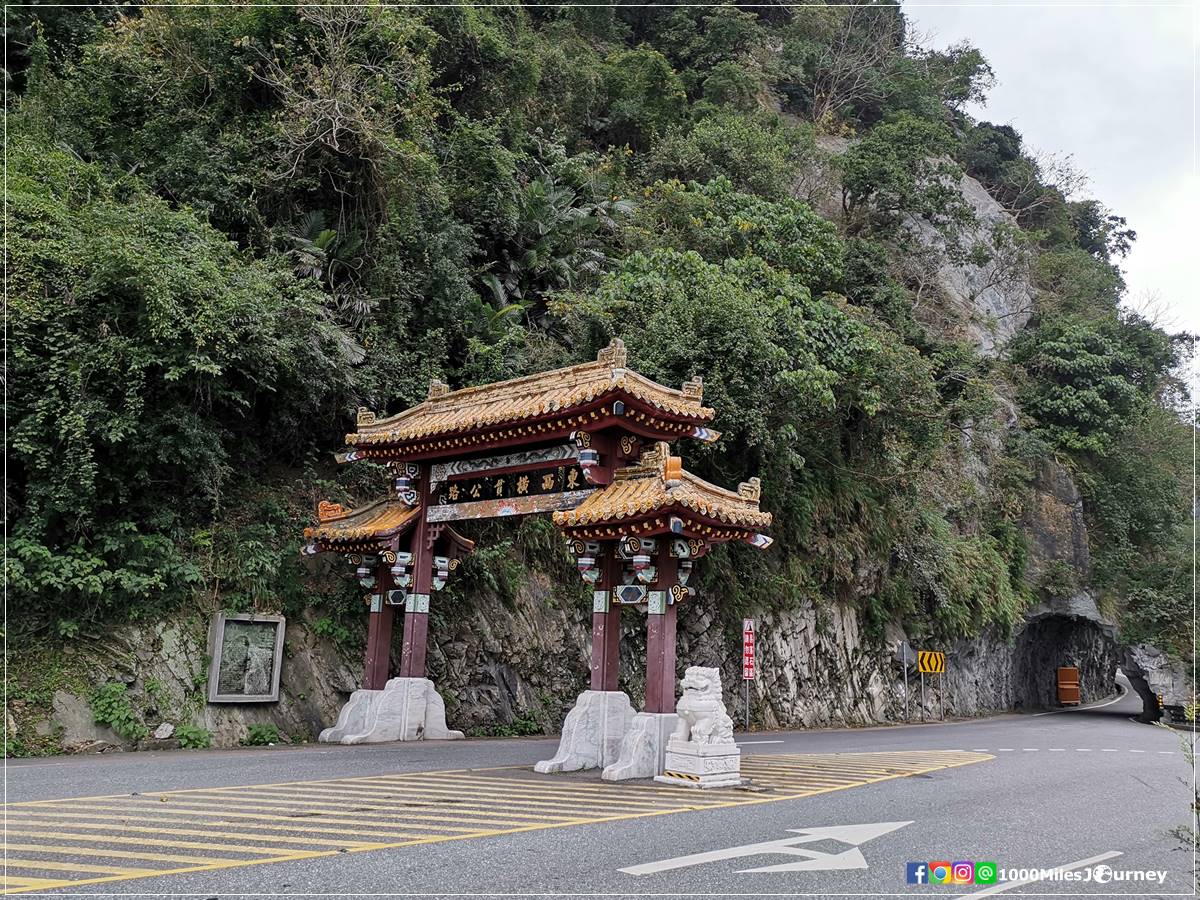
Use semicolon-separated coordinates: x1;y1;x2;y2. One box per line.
13;613;358;753
12;563;1184;754
808;136;1035;357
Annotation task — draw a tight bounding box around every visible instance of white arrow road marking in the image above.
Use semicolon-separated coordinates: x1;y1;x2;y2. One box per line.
618;821;911;876
738;846;868;873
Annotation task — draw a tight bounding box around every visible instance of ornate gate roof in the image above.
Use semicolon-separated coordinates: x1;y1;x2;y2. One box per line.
554;443;772;545
343;339;718;462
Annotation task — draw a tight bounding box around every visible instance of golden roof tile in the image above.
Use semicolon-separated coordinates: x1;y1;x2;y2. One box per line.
347;339;714;448
303;499;420;544
554;443;772;531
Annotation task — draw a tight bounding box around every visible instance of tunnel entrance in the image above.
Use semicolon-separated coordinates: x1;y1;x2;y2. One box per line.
1012;615;1119;710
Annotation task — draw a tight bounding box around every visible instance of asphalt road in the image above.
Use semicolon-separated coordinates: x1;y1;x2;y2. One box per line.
4;684;1194;898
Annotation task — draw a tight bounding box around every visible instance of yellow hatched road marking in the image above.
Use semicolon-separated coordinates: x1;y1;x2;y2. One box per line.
318;777;669;812
0;878;64;890
743;763;874;777
748;763;902;777
5;807;453;841
3;843;248;867
4;828;311;856
748;775;859;788
224;780;652;816
383;773;708;805
4;859;161;876
347;773;685;804
159;787;581;823
151;786;576;819
747;764;888;778
2;750;993;895
25;798;515;832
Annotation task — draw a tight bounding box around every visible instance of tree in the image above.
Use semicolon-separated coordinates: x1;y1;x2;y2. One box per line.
600;47;688;149
1009;313;1175;455
6;138;353;631
839;112;971;236
1069;200;1137;262
649;110;817;200
779;4;906;126
630;177;844;294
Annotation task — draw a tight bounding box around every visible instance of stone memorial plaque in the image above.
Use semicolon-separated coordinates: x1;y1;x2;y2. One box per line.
207;613;286;703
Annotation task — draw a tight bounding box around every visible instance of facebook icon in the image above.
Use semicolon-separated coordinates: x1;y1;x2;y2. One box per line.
907;863;927;884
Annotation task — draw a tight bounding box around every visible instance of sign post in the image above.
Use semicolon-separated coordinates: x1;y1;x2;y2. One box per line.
916;650;946;722
742;618;755;732
894;641;917;722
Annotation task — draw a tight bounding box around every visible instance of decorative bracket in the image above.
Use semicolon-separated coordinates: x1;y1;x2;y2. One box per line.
388;550;413;591
572;430;603;485
567;538;603;585
393;462;421;506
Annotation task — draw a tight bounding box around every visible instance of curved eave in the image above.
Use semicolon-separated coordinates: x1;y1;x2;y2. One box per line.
302;500;419;551
554;502;771;533
346;392;716;461
553;509;768;546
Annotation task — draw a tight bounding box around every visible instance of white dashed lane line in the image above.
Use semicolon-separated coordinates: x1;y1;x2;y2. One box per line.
968;748;1173;754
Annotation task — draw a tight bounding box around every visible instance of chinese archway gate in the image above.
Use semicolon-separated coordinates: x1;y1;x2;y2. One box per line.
303;339;771;778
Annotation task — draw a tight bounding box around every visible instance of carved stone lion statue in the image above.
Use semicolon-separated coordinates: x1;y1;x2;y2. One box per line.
670;666;735;745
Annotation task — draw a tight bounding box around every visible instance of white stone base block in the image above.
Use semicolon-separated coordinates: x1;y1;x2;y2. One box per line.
319;677;463;744
654;738;742;789
602;711;678;781
535;691;634;774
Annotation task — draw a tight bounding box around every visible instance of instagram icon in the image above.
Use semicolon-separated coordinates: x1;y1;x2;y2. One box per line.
952;862;975;884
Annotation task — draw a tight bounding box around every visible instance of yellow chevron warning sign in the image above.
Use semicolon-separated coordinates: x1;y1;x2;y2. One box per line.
918;650;945;674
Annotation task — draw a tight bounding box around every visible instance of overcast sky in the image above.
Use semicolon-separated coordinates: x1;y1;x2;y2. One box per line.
903;1;1198;340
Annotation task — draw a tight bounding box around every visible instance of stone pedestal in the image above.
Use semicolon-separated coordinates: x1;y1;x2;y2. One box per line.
601;711;678;781
655;737;742;789
536;690;634;774
319;677;463;743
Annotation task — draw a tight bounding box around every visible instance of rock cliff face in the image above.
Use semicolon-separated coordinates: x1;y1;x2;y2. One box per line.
809;136;1035;357
902;173;1035;357
13;614;359;753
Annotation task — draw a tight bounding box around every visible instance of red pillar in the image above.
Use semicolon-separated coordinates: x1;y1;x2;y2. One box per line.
644;549;679;713
363;560;394;690
589;545;623;691
399;465;433;679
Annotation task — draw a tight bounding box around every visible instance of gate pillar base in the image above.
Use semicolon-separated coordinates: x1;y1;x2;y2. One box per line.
601;711;678;781
655;738;743;789
319;677;463;743
535;690;634;774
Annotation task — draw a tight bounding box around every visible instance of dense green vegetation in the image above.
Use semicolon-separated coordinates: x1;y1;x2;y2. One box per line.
7;4;1191;679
